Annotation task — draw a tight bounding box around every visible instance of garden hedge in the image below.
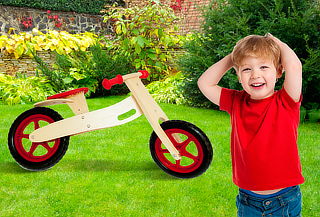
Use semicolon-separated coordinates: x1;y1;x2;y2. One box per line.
0;0;125;14
179;0;320;110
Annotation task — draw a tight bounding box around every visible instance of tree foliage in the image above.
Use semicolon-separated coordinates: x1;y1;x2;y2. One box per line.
103;0;184;81
179;0;320;109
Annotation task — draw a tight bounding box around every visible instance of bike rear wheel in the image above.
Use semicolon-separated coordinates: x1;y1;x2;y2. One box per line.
8;107;69;171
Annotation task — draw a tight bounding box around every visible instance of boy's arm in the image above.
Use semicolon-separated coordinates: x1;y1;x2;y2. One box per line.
269;34;302;102
197;54;233;106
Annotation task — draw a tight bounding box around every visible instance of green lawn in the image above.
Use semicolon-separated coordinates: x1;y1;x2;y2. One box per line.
0;96;319;216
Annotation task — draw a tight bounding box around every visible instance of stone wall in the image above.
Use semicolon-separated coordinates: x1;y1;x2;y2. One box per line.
0;52;55;76
0;1;210;76
0;5;112;76
0;1;211;35
0;5;112;34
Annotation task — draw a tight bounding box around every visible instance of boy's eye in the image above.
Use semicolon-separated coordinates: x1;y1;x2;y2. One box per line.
261;66;269;69
242;68;251;72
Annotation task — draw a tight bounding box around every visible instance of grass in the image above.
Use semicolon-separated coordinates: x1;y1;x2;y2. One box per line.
0;96;319;216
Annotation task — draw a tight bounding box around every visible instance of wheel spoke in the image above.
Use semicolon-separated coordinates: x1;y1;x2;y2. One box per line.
17;133;29;139
41;142;51;151
22;134;29;139
175;159;181;166
34;120;40;130
160;148;170;154
180;137;193;149
168;132;188;149
28;143;38;155
169;133;178;141
182;150;198;162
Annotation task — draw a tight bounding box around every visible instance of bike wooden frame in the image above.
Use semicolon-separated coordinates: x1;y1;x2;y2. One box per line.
30;72;181;160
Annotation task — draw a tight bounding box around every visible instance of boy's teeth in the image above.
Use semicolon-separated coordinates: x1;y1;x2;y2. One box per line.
251;83;264;87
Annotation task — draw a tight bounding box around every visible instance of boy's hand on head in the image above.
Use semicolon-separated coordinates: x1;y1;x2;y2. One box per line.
265;33;283;46
265;34;302;102
198;54;233;106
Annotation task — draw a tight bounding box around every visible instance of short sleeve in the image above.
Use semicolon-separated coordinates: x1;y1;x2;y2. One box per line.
279;88;302;109
220;88;236;113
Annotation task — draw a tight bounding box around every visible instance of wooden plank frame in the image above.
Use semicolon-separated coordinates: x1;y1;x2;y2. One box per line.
123;73;181;160
29;96;142;143
30;72;181;160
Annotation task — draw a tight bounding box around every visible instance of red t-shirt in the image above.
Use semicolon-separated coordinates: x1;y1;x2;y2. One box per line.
220;88;304;191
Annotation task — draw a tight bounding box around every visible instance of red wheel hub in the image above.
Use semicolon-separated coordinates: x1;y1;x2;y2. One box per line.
154;128;204;173
14;114;60;162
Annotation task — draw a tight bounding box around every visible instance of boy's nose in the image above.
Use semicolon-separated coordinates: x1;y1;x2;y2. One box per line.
250;70;261;79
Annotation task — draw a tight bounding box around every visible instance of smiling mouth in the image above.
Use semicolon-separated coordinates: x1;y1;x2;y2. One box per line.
250;83;265;88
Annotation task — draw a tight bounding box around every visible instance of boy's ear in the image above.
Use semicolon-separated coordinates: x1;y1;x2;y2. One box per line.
277;65;284;78
234;67;242;83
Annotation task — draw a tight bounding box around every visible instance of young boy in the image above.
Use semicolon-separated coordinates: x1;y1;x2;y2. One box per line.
198;34;304;216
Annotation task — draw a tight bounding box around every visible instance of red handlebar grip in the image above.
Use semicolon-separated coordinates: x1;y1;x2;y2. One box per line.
138;70;149;79
102;74;123;90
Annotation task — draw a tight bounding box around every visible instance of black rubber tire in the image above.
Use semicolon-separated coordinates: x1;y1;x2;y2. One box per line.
8;107;69;171
150;120;213;178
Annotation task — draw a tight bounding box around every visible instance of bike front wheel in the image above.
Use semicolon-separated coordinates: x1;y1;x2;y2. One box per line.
149;120;213;178
8;107;69;171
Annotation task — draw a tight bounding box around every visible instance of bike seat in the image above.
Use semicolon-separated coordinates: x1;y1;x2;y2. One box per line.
47;87;89;100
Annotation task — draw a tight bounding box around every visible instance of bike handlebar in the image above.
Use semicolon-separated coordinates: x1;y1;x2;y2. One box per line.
138;70;149;79
102;74;123;90
102;70;149;90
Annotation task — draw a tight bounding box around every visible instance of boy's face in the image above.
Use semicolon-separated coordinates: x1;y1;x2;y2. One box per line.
237;56;281;100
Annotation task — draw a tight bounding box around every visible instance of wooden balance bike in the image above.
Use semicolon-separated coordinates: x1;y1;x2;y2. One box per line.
8;71;213;178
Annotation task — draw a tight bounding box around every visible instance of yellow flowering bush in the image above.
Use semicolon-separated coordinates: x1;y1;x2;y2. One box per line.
0;29;98;59
0;73;55;105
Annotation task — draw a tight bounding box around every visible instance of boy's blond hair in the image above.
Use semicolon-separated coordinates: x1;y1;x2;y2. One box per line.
231;35;282;73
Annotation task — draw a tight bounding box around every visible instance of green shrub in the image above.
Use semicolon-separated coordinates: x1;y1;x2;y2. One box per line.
307;109;320;122
179;0;320;109
301;43;320;110
103;0;184;81
86;43;135;96
147;72;187;105
33;53;70;92
0;0;125;14
0;73;54;105
34;42;134;96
